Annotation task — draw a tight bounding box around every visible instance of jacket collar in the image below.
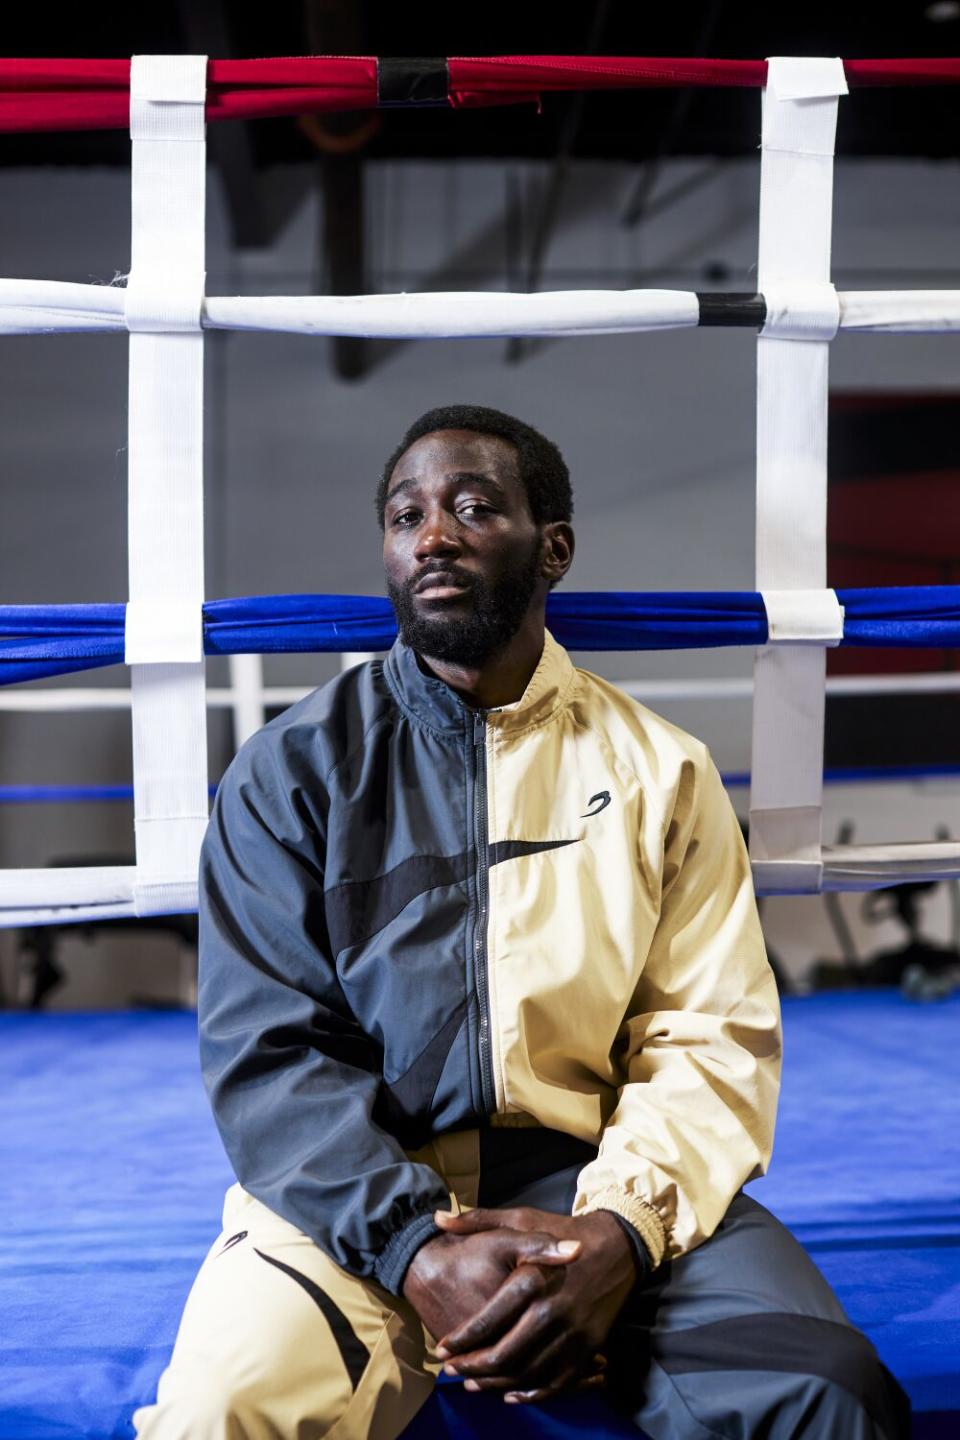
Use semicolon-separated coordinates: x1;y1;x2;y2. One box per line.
384;628;576;736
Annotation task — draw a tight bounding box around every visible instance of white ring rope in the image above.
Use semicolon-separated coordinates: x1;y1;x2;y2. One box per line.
7;842;960;922
5;669;960;714
3;280;960;336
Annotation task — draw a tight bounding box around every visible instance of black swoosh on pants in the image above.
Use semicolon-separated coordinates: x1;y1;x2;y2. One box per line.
253;1248;371;1390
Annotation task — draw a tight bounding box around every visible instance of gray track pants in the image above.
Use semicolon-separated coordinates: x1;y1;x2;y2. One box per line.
515;1165;911;1440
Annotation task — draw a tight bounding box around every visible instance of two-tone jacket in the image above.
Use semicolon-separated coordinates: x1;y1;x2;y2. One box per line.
198;630;781;1296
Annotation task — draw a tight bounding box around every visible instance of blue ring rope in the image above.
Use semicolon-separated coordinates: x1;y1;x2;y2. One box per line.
0;586;959;686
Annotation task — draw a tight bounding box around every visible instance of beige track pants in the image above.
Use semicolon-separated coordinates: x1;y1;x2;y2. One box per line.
132;1131;482;1440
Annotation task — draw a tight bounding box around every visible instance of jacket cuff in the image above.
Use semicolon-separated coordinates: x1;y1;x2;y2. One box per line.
604;1210;652;1279
372;1211;443;1296
578;1184;667;1269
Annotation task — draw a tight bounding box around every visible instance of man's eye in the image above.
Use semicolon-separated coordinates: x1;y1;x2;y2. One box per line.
391;511;419;526
459;503;495;518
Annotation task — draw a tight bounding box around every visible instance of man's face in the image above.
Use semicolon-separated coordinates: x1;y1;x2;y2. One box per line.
382;429;546;666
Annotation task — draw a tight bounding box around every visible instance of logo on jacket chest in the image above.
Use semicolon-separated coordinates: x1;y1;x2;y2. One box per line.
581;790;611;818
488;788;613;867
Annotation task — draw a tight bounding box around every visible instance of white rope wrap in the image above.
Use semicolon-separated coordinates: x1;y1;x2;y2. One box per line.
761;589;844;645
748;57;847;898
761;281;840;341
124;55;209;918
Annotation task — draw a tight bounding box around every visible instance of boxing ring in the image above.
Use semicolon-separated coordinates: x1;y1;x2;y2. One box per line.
1;52;959;1436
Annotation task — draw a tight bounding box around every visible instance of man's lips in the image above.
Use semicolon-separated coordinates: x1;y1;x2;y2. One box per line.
414;572;472;598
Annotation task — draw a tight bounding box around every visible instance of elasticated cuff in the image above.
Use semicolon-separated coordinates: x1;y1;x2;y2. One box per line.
605;1210;653;1279
579;1185;667;1269
372;1211;443;1296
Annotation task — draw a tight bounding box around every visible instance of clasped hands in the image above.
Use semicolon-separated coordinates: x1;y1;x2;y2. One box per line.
402;1204;639;1405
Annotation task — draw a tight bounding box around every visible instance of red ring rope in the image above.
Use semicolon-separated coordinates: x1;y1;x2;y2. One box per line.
1;56;960;134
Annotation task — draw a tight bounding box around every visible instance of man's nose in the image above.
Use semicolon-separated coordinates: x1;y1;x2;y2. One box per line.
414;510;461;559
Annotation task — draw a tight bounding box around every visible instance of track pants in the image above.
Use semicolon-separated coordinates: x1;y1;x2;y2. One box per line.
133;1128;910;1440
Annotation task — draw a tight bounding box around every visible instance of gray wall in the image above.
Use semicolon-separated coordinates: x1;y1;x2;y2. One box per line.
2;155;960;1000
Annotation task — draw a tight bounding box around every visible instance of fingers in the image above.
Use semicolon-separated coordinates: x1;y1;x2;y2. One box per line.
443;1303;571;1388
513;1231;581;1265
434;1205;552;1238
434;1209;581;1267
436;1263;548;1357
450;1329;607;1405
499;1354;608;1406
434;1237;580;1362
505;1369;606;1405
434;1206;508;1233
439;1214;579;1262
435;1208;581;1266
455;1332;575;1395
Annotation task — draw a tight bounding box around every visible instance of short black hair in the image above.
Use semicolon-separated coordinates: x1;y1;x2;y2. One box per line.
376;404;573;530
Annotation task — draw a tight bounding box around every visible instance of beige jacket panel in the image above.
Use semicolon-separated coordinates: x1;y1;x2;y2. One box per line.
484;632;782;1265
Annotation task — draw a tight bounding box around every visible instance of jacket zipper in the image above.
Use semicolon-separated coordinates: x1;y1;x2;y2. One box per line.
472;711;496;1113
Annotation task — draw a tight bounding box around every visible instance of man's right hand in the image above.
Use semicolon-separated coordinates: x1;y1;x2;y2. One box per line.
401;1219;581;1347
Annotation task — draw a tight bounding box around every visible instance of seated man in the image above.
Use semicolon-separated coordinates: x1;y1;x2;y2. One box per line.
134;405;909;1440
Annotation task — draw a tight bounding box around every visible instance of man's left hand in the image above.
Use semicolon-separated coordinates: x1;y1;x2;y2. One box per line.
431;1205;640;1404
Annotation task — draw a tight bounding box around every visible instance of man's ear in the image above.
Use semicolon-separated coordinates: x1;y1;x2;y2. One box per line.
542;522;575;585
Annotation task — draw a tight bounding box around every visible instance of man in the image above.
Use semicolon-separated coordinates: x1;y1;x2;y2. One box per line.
134;405;909;1439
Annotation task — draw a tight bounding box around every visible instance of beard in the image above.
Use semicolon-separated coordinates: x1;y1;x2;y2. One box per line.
387;539;543;667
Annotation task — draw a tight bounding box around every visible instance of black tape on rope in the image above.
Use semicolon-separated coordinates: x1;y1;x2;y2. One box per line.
696;293;767;328
377;58;450;107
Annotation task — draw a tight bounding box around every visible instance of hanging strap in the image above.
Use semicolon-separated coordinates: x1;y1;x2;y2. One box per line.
749;56;847;896
124;54;209;916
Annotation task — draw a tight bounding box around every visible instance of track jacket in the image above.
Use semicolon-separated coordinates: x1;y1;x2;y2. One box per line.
199;630;781;1297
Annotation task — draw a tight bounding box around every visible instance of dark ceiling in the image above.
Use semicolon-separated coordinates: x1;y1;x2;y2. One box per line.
5;1;960;168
